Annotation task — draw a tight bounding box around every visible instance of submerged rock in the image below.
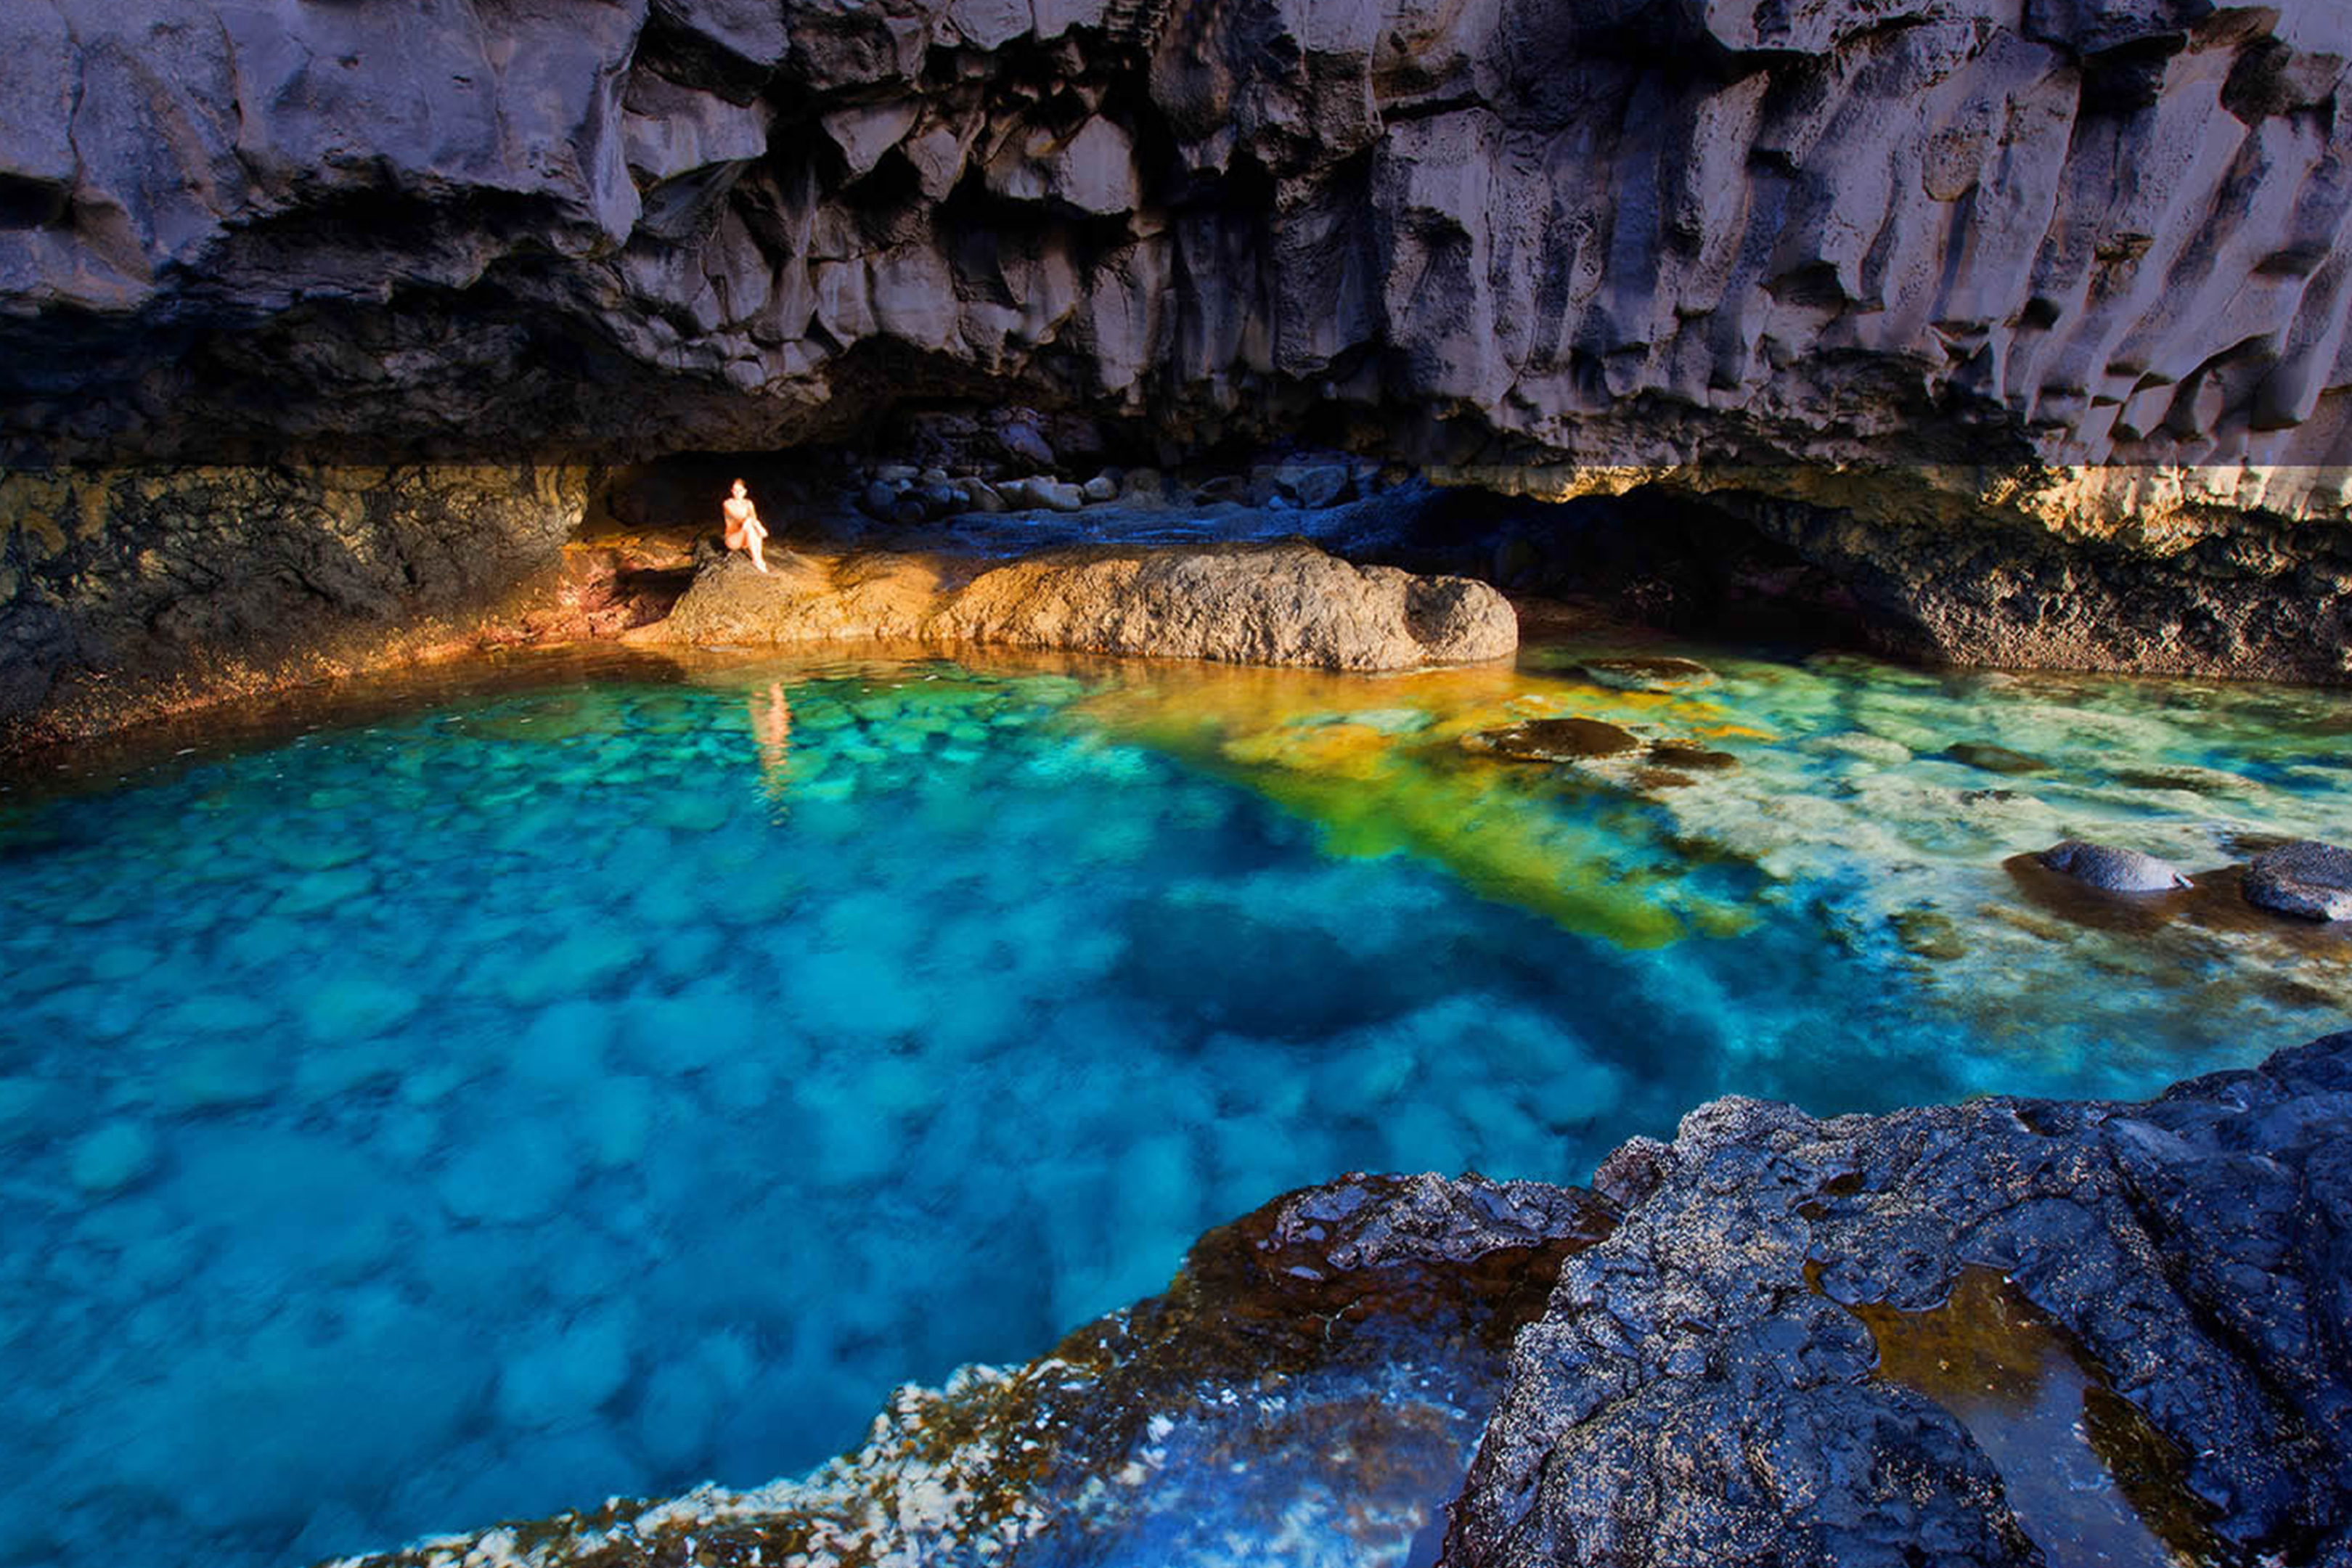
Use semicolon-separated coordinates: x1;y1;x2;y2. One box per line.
1580;657;1718;694
2244;841;2352;921
1647;738;1739;772
653;541;1518;671
2036;839;2194;893
1946;742;2053;775
67;1121;159;1197
1463;717;1643;762
1890;908;1968;961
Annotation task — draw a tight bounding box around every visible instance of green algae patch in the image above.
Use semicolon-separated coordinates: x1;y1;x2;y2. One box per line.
1065;658;1763;949
1890;908;1969;961
1945;741;2055;775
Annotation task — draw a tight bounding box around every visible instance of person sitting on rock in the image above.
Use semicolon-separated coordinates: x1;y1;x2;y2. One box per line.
722;478;772;573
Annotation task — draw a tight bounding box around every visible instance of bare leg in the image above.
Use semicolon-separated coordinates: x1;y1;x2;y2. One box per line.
748;520;770;573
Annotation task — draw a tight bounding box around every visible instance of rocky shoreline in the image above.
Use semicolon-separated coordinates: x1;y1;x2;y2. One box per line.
12;439;2352;759
6;0;2352;737
319;1032;2352;1568
0;457;1508;754
640;539;1516;671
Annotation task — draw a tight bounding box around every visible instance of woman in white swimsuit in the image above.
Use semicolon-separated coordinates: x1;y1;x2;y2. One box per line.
722;478;771;572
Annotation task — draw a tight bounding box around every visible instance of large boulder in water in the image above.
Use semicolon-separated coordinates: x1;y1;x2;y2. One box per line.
2244;841;2352;922
938;542;1516;669
2035;839;2194;892
653;540;1517;671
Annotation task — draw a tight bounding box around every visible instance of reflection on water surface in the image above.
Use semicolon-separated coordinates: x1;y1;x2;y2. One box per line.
1842;1267;2231;1568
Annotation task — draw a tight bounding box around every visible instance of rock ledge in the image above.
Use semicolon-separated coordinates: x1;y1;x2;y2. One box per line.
647;539;1519;670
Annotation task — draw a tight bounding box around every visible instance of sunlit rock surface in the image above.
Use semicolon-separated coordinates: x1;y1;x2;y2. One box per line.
2245;838;2352;921
2033;838;2194;892
0;463;595;746
648;539;1518;669
322;1172;1618;1568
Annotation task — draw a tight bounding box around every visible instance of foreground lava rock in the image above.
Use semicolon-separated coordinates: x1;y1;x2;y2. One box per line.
647;539;1519;669
1450;1032;2352;1567
319;1034;2352;1568
322;1173;1616;1568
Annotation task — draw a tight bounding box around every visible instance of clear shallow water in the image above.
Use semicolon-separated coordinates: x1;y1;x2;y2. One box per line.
0;640;2347;1568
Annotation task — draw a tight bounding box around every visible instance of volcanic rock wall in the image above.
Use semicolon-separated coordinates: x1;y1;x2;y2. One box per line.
1;0;2346;473
3;0;2351;726
0;464;590;743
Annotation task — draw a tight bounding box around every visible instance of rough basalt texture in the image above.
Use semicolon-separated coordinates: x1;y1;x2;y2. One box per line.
1;0;2347;493
2034;837;2193;891
2245;839;2352;921
0;462;595;747
1447;1032;2352;1567
650;538;1519;667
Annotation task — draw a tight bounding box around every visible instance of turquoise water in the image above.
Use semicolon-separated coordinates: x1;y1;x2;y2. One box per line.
1;642;2347;1568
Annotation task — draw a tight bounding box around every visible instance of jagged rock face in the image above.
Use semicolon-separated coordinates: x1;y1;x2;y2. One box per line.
0;464;592;744
0;0;2347;499
1446;1032;2352;1567
1370;471;2352;683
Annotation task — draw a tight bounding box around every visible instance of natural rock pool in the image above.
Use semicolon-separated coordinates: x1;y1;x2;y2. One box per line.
1;635;2347;1568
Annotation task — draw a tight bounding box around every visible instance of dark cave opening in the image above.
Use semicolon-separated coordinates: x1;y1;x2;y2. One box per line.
1351;482;1911;658
584;438;1922;664
0;173;68;232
